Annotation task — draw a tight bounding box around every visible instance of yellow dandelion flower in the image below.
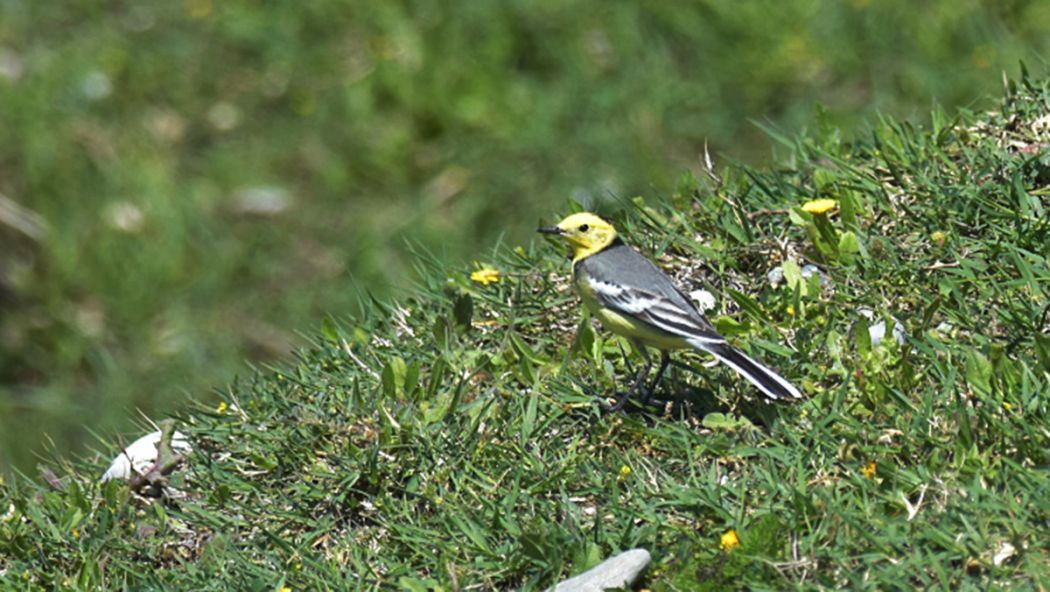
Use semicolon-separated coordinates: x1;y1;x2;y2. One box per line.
862;461;877;479
216;401;228;414
470;266;501;286
931;230;947;246
721;529;740;551
618;464;633;480
786;304;796;317
801;198;838;215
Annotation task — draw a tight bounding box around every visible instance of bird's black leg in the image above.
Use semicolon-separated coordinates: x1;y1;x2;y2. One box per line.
616;341;635;376
606;341;651;412
639;350;671;405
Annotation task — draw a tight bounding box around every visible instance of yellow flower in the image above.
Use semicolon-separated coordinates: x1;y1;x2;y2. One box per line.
470;265;501;286
216;401;228;414
862;462;877;479
801;199;838;215
720;529;740;551
931;230;947;246
280;587;292;592
786;304;796;317
618;464;633;480
1003;401;1014;411
72;528;79;539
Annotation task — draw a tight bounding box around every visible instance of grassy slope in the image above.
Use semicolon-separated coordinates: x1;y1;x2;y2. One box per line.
3;76;1050;590
3;0;1049;473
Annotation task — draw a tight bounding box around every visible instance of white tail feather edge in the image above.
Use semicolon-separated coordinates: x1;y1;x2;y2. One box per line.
686;337;802;400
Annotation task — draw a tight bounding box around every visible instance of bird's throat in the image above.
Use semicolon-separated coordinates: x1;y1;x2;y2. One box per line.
570;233;619;262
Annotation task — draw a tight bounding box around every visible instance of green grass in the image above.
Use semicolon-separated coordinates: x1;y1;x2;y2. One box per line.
2;0;1049;472
3;73;1049;589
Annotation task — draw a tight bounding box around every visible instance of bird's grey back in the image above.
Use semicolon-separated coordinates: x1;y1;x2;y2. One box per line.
575;241;705;320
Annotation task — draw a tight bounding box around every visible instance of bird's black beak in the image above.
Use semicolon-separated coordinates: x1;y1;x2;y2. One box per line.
537;226;564;235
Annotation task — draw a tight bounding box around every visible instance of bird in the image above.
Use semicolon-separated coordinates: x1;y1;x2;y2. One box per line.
538;212;801;410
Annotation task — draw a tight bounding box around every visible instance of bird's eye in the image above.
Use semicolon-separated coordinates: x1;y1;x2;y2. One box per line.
578;224;590;232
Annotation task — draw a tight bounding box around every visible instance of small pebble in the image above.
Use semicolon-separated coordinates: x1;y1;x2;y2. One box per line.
801;264;828;287
767;266;784;288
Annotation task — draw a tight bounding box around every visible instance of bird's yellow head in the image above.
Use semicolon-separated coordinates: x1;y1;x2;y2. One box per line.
538;212;619;261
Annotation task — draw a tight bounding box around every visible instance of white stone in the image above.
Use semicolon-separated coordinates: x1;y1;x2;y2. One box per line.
766;266;784;287
993;542;1016;567
81;71;112;100
858;308;907;346
549;549;651;592
232;185;291;215
101;429;191;482
689;289;717;312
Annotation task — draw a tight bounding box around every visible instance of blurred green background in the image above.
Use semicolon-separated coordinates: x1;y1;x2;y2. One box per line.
0;0;1046;473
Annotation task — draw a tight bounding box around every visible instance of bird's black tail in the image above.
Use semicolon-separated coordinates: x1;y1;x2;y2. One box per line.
688;338;802;401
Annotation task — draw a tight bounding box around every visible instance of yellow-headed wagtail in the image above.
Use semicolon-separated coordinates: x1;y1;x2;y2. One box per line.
539;212;801;409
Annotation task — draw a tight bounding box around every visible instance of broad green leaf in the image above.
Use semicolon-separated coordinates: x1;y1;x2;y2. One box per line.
715;315;749;336
856;315;871;356
702;412;754;431
965;351;993;394
382;357;408;398
812;215;839;257
572;317;596;356
840;190;860;230
838;231;860;264
782;260;807;297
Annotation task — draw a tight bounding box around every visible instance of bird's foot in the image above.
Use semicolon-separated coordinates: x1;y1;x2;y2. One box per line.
636;385;656;407
599;387;660;413
600;391;633;412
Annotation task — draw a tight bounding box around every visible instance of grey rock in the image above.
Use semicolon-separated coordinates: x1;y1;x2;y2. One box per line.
767;265;785;288
800;264;828;287
549;548;651;592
